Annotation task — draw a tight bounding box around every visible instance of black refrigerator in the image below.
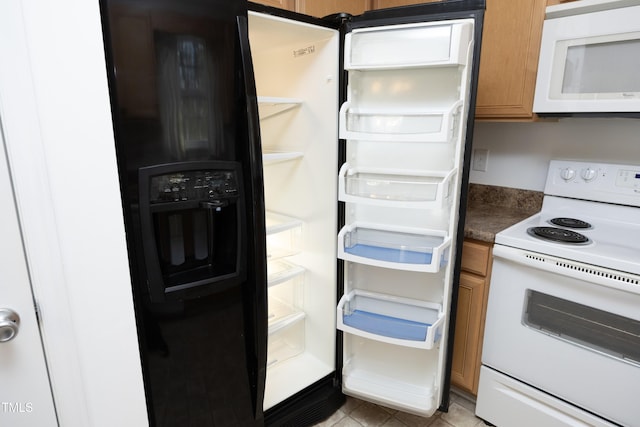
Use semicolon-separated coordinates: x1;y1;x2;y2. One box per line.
99;0;484;425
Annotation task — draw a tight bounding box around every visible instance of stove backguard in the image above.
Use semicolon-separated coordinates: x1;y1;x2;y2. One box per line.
138;161;246;304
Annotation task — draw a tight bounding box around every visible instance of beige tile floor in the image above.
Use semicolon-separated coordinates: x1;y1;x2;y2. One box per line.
313;392;485;427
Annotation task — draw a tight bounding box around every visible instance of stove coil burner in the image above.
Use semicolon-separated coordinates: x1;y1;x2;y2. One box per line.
549;217;592;229
527;226;591;245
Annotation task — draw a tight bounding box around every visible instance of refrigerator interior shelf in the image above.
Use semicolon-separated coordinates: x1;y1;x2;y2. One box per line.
338;163;455;208
337;290;444;349
267;259;305;288
338;223;450;272
344;21;472;70
339;100;462;142
263;151;304;165
266;211;302;260
342;364;436;416
257;96;302;119
266;211;303;234
268;298;305;333
267;314;305;368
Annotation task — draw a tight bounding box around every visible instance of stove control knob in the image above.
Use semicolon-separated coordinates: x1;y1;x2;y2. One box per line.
560;167;576;181
581;167;597;182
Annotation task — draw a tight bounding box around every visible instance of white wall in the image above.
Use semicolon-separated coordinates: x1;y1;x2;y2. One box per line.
0;1;148;426
469;118;640;191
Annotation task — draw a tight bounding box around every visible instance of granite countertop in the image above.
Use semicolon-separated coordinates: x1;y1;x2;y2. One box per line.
463;184;543;243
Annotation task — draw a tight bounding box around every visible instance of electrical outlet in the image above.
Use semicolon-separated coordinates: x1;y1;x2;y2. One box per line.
473;149;489;172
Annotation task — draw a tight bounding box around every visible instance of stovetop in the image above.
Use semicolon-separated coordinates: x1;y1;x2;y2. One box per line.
495;161;640;276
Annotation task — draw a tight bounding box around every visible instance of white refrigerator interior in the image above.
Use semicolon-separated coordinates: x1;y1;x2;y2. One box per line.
336;20;474;416
248;12;340;410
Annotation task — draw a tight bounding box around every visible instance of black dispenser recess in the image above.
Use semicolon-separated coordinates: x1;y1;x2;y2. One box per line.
138;160;247;304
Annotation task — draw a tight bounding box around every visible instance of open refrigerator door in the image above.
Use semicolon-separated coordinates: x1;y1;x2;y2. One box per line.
336;18;476;417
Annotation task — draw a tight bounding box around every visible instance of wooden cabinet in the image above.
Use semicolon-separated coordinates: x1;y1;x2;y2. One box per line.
474;0;547;120
296;0;370;17
371;0;438;7
252;0;371;16
451;239;492;395
251;0;295;10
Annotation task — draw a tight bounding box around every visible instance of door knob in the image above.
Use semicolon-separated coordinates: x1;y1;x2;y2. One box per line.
0;308;20;343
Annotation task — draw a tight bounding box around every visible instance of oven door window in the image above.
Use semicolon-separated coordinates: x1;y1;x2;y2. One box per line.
523;290;640;365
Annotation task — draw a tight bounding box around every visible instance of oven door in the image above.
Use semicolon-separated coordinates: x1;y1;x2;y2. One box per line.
478;244;640;427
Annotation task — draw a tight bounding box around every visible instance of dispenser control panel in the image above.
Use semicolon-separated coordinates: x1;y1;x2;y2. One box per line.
150;169;240;203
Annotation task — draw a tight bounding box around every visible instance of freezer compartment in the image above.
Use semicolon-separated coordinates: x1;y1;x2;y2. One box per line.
266;211;302;260
342;335;440;416
344;21;473;69
339;100;462;142
337;290;444;349
338;163;455;208
338;223;450;272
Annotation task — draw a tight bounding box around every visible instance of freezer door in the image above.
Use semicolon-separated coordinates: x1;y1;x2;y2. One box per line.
102;0;268;425
337;0;484;416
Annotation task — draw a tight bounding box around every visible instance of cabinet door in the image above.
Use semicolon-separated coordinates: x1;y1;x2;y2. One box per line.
296;0;371;17
253;0;295;10
474;0;547;119
460;239;491;276
451;271;485;394
372;0;440;8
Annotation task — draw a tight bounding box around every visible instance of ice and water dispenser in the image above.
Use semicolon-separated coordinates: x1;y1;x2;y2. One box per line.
138;161;246;303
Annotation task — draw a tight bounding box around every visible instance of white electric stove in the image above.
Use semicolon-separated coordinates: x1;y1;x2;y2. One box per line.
497;160;640;275
476;160;640;427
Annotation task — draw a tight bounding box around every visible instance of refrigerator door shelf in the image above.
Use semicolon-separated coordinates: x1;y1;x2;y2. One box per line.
338;162;455;208
342;363;437;417
257;96;302;120
338;222;451;272
339;100;462;142
263;151;304;165
266;211;302;260
337;290;444;349
344;21;473;70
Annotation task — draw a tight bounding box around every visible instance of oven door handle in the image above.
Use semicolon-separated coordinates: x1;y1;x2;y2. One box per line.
493;244;640;295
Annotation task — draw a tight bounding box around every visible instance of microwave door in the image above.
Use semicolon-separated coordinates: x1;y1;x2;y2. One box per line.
534;1;640;115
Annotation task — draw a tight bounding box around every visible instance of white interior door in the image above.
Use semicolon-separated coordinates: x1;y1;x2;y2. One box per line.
0;132;57;426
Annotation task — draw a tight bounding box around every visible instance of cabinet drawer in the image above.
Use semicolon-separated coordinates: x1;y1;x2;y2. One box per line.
461;240;491;276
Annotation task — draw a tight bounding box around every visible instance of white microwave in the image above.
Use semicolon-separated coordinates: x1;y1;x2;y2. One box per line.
533;0;640;115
